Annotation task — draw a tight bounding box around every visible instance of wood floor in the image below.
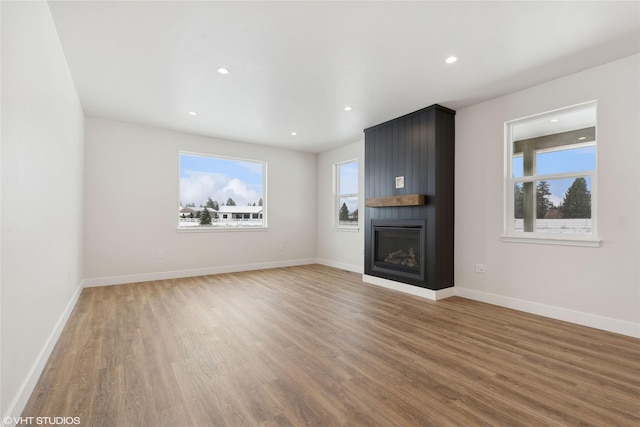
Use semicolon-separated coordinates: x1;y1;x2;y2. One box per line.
22;265;640;426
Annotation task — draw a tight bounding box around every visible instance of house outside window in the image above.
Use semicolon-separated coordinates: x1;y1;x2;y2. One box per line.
503;101;598;246
179;152;266;230
335;159;359;228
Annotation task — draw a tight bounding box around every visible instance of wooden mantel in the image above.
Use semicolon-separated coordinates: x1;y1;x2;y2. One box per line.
365;194;425;207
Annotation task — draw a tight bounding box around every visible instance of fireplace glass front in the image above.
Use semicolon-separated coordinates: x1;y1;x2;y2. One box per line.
371;220;425;282
375;228;420;270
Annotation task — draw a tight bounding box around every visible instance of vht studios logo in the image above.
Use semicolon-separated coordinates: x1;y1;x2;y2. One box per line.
3;416;80;426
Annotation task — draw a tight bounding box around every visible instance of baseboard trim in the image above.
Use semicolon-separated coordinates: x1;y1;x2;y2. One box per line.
362;274;455;300
456;286;640;338
82;258;318;287
316;258;363;274
2;284;83;427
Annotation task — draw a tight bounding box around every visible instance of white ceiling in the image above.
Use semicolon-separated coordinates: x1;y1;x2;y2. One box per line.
47;1;640;153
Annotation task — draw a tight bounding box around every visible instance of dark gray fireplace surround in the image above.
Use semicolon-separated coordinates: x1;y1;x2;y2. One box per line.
364;104;455;290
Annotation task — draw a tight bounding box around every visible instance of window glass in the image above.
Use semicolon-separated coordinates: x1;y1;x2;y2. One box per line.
513;177;592;234
535;146;596;176
179;152;266;229
512;155;523;178
336;160;359;227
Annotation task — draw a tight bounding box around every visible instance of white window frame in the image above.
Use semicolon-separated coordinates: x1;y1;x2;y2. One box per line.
333;159;359;231
178;151;267;232
502;101;600;247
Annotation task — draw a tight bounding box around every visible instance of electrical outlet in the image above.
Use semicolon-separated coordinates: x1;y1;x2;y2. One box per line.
475;263;485;273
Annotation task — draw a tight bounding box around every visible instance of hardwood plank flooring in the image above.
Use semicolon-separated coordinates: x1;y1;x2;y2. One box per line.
21;265;640;426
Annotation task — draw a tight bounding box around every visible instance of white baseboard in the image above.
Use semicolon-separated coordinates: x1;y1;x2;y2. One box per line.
456;286;640;338
82;258;318;287
2;284;83;427
316;258;363;274
360;276;639;338
362;274;455;300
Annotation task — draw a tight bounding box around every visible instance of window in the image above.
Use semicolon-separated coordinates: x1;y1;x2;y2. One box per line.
179;152;266;229
503;101;598;246
335;160;359;228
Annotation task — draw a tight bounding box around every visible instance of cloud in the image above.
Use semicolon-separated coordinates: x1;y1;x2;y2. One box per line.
222;178;260;205
180;171;224;206
180;171;261;207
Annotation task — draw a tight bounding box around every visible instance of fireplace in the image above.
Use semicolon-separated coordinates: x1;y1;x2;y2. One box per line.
370;219;426;283
364;104;454;291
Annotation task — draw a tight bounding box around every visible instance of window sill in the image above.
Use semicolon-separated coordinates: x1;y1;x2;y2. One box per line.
501;234;600;247
177;226;268;233
332;226;360;233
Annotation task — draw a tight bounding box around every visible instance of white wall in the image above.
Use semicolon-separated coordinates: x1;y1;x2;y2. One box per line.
1;1;85;420
83;118;317;284
316;140;365;273
455;54;640;336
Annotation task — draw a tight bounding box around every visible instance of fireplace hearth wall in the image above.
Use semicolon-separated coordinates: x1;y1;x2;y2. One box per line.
364;104;455;290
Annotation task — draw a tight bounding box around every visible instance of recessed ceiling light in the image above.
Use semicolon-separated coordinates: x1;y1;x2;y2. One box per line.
445;56;458;64
188;111;197;116
291;132;297;136
344;106;353;111
217;67;229;74
578;136;587;140
550;119;559;123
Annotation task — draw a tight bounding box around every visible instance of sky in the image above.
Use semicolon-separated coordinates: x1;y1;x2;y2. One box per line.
512;145;595;206
180;153;263;207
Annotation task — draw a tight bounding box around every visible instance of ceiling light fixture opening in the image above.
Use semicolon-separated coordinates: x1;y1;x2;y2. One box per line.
445;56;458;64
188;111;197;116
291;132;297;136
217;67;229;74
344;106;353;111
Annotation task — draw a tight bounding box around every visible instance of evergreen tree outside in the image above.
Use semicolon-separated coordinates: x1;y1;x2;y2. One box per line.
514;183;524;219
536;180;553;219
339;203;349;221
199;207;212;225
258;198;263;206
561;177;591;218
206;197;219;210
226;197;236;206
352;208;358;222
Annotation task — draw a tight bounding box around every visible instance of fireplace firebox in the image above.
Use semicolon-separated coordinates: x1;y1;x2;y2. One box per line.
371;219;425;283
